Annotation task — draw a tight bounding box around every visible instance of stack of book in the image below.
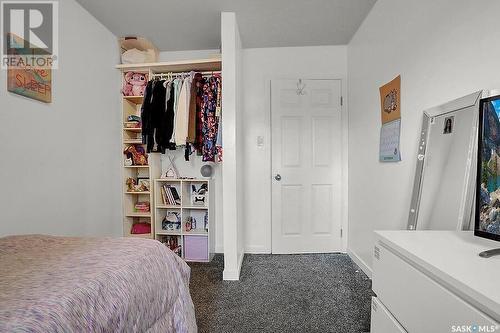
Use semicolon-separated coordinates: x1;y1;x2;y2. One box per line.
161;185;181;206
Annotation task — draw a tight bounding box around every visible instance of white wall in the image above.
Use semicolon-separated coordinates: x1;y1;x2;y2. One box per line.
159;49;220;62
221;12;244;280
242;45;348;253
0;0;121;237
347;0;500;274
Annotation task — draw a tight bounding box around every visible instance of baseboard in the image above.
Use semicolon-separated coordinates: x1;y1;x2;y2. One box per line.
244;245;271;254
347;248;372;279
222;252;244;281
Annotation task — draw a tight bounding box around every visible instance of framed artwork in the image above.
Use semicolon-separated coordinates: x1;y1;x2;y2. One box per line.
379;75;401;124
136;177;150;191
6;33;52;103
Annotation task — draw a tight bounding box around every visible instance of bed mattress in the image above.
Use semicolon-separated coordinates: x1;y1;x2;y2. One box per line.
0;235;197;332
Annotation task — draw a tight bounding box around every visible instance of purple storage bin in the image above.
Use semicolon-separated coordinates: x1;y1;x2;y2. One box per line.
184;235;208;261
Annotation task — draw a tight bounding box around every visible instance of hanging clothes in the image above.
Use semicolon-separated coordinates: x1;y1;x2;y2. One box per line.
170;78;183;145
215;76;223;162
164;81;176;151
141;79;175;153
141;72;222;161
187;73;202;144
197;75;221;162
175;77;189;146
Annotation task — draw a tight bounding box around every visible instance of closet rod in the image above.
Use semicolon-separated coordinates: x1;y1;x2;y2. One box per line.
151;71;221;77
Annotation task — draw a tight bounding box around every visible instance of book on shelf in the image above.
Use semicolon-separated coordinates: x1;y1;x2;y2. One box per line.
160;186;168;205
161;185;181;206
170;187;181;204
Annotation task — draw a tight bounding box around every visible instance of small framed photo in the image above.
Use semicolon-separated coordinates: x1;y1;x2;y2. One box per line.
136;177;150;191
443;116;454;134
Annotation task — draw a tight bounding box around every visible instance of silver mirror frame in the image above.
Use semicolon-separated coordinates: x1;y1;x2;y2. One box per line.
407;91;484;230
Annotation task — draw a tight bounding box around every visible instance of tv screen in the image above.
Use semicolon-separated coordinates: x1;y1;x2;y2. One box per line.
476;95;500;242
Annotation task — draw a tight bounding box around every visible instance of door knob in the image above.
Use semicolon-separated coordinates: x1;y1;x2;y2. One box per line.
275;174;282;181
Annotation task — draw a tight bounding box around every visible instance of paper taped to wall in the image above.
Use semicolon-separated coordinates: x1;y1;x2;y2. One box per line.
380;119;401;162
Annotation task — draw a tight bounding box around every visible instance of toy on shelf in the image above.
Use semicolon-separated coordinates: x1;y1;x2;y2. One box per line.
124;145;148;166
162;212;181;231
191;184;208;206
162;236;181;257
126;177;149;192
122;72;147;96
185;216;197;232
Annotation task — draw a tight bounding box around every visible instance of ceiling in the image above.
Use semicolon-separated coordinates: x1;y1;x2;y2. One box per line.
75;0;377;51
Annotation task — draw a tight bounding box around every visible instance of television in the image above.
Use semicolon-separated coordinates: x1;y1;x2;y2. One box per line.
476;94;500;256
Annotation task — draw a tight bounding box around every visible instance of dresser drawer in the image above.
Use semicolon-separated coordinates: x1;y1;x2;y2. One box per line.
373;241;497;333
371;297;407;333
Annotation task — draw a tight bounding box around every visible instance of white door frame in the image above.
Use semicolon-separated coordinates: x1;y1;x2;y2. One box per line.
269;76;348;253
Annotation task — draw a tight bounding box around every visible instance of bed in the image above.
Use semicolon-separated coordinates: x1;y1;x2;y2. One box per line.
0;235;197;332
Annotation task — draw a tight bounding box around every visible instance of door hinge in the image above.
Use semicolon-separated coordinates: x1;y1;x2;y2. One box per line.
340;96;343;106
340;228;343;238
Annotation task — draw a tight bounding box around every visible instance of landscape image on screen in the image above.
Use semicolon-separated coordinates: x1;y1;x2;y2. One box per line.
479;98;500;236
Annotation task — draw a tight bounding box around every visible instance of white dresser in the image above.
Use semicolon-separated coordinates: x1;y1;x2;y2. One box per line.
371;231;500;333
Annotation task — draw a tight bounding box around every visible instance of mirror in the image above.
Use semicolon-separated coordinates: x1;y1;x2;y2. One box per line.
408;91;482;230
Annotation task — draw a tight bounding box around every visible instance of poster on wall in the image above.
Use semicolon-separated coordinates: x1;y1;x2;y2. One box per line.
7;65;52;103
6;33;52;103
379;75;401;124
379;75;401;162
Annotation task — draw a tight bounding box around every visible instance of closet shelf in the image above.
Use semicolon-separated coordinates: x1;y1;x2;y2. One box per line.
123;96;143;104
125;191;151;195
125;212;151;217
123;127;142;132
123;139;143;144
156;205;181;209
127;233;153;239
184;230;208;236
183;206;208;210
115;58;221;73
124;165;149;168
156;230;181;236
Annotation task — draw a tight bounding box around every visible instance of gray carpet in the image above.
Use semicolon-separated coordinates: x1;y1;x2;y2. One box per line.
188;254;373;333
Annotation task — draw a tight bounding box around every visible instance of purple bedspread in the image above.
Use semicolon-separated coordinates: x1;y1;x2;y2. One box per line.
0;235;197;333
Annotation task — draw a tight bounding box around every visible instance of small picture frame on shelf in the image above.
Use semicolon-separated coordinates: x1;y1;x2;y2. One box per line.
136;177;150;192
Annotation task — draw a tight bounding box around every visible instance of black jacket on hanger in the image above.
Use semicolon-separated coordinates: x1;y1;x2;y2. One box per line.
141;80;176;153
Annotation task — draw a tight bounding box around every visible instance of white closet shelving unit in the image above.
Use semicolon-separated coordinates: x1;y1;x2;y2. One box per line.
122;90;161;239
154;179;215;262
117;58;221;261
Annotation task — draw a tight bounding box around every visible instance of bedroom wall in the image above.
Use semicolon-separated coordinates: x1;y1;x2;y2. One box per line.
221;12;244;280
242;45;348;253
347;0;500;275
0;0;121;237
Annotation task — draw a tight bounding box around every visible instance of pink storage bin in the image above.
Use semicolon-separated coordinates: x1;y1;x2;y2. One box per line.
184;235;208;261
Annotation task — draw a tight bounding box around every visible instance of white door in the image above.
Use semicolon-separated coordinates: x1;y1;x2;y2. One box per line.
271;79;342;254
